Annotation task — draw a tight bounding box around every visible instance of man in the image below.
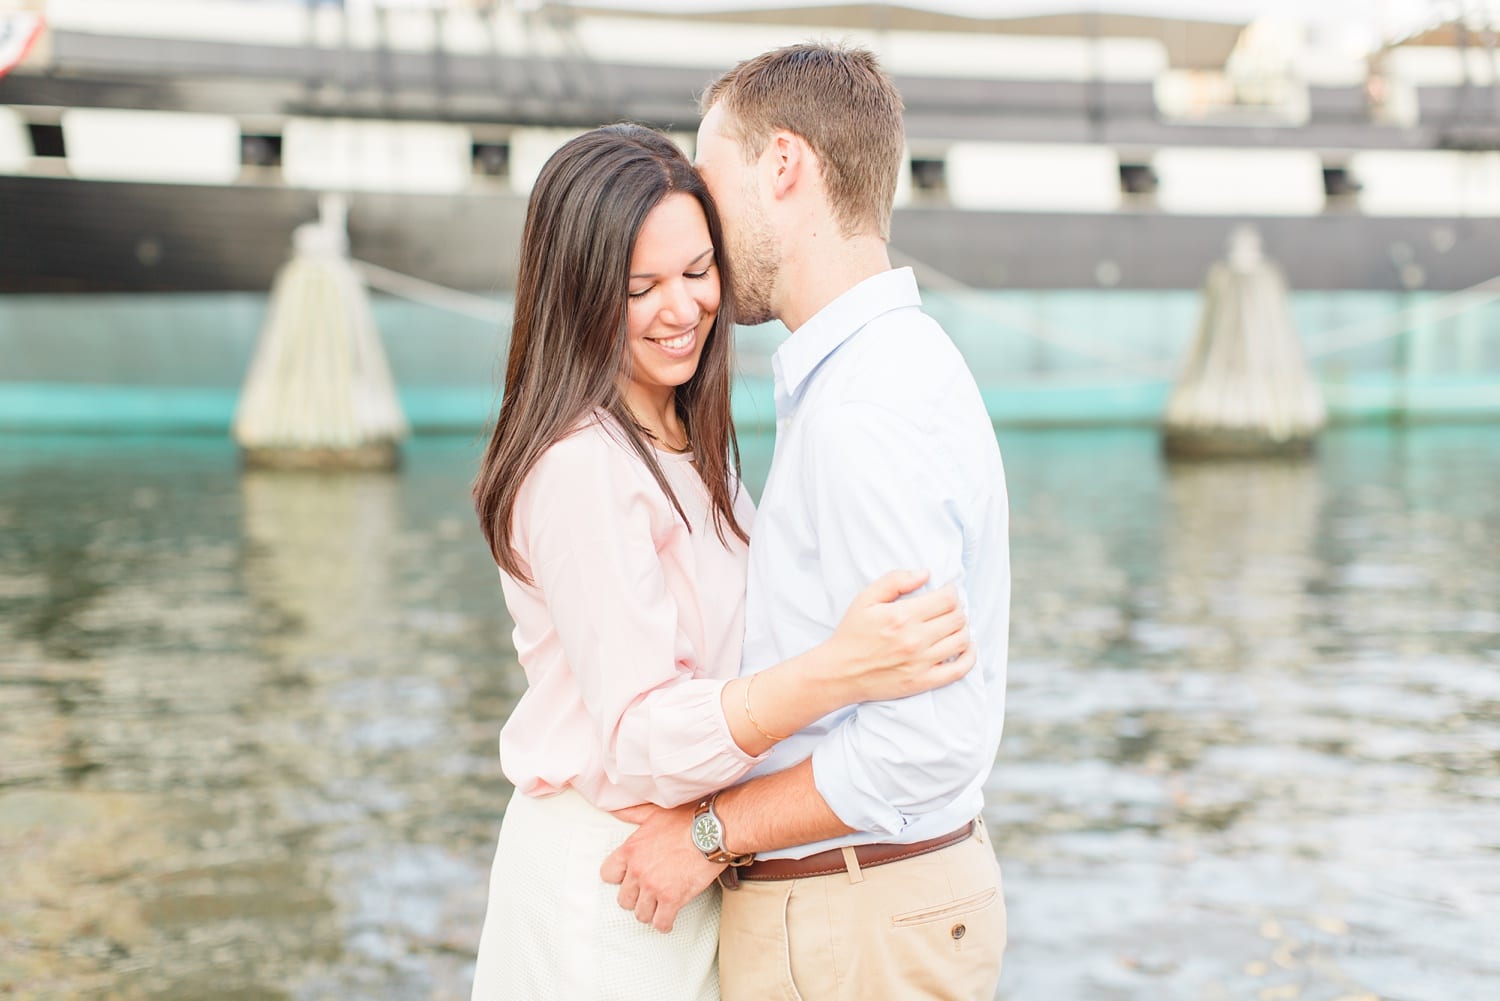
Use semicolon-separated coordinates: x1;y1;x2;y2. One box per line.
602;43;1010;1000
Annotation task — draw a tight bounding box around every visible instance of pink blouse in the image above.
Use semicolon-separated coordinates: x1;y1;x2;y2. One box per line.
497;413;765;811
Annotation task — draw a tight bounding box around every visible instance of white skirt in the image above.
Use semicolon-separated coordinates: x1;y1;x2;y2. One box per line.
471;789;722;1001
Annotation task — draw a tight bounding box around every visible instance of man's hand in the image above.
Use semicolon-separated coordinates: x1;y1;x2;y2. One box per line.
601;803;724;933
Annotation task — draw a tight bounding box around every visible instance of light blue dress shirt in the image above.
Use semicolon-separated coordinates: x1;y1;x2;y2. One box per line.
741;267;1010;860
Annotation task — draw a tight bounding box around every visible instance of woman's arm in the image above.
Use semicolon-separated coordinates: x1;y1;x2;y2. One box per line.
717;571;973;757
518;437;766;807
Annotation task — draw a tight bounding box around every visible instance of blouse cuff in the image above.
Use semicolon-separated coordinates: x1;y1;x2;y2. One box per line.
637;677;770;807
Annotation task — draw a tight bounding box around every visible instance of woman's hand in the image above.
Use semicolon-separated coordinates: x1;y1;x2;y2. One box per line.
824;570;975;702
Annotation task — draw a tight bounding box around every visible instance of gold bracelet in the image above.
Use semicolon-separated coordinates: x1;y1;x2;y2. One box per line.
743;673;791;743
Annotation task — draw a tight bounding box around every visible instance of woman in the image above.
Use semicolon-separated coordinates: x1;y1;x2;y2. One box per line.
470;124;972;1000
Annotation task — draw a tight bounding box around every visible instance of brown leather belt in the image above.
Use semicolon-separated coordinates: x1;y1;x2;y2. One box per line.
730;821;976;885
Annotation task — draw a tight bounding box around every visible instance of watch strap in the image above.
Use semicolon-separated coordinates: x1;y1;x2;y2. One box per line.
695;793;754;867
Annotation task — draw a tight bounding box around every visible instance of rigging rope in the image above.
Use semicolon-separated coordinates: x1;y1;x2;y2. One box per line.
354;251;1500;380
354;259;507;325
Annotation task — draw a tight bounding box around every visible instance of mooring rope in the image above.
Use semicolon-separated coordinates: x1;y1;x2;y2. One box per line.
890;247;1500;373
353;252;1500;378
354;259;508;326
1303;274;1500;359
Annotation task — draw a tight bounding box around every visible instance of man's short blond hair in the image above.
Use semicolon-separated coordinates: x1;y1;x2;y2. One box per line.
701;43;905;241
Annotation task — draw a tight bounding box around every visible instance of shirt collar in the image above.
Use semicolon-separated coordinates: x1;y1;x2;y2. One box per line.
771;267;922;407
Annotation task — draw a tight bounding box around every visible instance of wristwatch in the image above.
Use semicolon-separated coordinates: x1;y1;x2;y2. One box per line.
691;793;754;867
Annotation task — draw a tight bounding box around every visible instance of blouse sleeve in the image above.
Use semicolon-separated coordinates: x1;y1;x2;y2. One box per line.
516;432;765;808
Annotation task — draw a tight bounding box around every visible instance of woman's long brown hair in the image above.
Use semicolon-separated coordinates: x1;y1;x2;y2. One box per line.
474;124;748;581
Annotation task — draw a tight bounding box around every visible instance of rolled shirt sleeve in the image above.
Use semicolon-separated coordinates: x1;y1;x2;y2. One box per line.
802;402;995;837
517;433;764;808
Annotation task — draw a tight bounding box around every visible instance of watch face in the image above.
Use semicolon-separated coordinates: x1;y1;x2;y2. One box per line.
692;813;722;853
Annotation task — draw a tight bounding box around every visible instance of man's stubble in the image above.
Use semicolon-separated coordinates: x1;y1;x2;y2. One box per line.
727;183;781;328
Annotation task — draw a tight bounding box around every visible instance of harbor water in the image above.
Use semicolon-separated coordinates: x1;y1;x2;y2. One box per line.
0;425;1496;1000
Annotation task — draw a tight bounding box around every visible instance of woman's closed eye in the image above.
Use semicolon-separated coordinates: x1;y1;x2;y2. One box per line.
628;264;714;299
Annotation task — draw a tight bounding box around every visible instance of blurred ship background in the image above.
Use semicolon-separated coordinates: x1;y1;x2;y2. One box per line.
2;0;1498;428
4;7;1498;1001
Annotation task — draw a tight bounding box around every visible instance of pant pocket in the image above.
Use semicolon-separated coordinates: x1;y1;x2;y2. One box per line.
890;891;1006;1000
889;886;998;928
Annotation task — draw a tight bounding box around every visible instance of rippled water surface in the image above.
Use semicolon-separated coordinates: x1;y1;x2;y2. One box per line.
1;427;1496;1000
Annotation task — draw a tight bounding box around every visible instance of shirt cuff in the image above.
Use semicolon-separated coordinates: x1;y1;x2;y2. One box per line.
810;729;909;838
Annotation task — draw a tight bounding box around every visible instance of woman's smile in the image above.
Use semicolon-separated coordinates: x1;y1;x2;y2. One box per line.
646;328;698;357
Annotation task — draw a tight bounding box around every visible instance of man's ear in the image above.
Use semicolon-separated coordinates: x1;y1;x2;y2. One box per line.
767;131;810;200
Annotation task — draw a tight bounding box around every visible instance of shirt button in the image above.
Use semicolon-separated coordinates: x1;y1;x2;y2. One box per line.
951;923;966;940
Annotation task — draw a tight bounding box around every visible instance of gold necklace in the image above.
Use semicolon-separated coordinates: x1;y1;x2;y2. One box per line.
626;405;691;453
643;424;691;454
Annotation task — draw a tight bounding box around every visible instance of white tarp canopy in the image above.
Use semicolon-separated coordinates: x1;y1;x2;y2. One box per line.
572;1;1489;35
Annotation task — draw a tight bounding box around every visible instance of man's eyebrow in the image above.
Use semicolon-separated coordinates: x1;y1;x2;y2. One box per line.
630;248;714;280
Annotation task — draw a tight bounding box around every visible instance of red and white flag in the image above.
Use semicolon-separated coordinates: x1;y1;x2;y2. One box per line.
0;12;44;82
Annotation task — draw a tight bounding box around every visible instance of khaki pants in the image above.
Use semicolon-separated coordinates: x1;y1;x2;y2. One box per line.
719;822;1005;1001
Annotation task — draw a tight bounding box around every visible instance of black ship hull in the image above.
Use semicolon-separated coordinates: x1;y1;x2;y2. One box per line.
4;172;1497;294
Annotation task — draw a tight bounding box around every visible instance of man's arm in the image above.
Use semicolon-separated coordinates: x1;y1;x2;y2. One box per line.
714;757;848;853
598;759;846;933
794;401;995;836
